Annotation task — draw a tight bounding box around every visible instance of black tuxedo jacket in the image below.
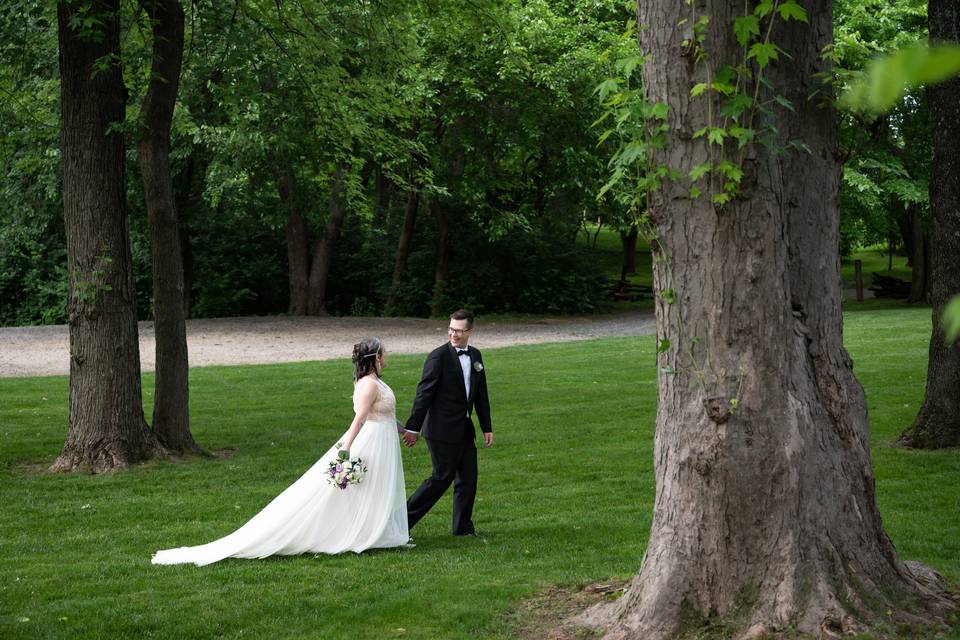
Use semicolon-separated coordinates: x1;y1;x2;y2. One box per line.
405;343;492;444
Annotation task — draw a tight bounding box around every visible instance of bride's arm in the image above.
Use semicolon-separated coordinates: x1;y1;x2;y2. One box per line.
340;378;378;453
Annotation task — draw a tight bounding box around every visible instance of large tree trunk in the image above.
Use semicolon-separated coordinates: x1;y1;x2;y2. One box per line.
137;0;198;454
306;165;347;316
906;205;929;303
278;168;310;315
899;0;960;449
51;0;165;473
386;189;419;313
583;1;955;637
429;199;450;318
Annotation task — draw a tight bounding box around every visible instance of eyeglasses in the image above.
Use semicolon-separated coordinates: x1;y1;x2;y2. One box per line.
447;327;472;337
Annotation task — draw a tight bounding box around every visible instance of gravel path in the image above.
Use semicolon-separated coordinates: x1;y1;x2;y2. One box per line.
0;311;656;378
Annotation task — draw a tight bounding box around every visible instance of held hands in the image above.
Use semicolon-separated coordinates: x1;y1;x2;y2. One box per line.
402;430;419;447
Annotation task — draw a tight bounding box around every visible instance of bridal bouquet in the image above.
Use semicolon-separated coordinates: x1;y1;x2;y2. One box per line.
327;443;367;490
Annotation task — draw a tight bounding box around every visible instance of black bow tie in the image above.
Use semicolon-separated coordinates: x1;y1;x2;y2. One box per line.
456;349;469;357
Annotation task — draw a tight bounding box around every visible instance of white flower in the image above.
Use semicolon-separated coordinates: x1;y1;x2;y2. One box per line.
473;361;484;373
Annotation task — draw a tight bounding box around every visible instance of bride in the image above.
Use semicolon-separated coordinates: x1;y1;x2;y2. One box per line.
152;337;409;565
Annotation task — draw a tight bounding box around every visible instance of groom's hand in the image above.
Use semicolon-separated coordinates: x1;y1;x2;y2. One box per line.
402;430;419;447
483;432;494;448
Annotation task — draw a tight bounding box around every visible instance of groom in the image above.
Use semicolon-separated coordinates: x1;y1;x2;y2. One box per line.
402;309;493;536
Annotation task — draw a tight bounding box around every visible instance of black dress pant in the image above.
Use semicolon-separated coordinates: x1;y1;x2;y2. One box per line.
406;436;478;535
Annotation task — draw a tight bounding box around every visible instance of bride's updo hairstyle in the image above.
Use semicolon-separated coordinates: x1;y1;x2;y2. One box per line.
352;337;383;381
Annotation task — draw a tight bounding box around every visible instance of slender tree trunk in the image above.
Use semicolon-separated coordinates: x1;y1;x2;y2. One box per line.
278;168;310;315
51;0;165;473
898;208;914;268
899;0;960;448
137;0;198;454
582;1;955;637
386;189;419;313
306;165;347;316
429;199;449;318
373;166;392;227
174;156;196;317
906;205;929;303
620;225;639;274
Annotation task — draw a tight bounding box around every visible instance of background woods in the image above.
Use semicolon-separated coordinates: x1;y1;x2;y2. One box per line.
1;0;631;325
1;0;949;326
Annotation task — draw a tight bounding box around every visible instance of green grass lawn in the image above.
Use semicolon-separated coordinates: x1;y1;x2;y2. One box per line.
2;307;958;639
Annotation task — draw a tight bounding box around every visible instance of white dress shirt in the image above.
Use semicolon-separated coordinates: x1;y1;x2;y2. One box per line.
457;349;472;399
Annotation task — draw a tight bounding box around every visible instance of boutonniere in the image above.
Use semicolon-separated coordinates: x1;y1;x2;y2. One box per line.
473;361;484;373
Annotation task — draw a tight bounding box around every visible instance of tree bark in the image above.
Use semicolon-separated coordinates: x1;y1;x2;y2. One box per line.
906;205;929;303
137;0;198;454
582;1;956;637
306;165;347;316
278;168;310;315
898;0;960;449
51;0;165;473
620;225;639;275
429;199;449;318
386;189;419;313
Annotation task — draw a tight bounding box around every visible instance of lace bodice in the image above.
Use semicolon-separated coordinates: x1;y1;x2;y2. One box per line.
356;377;396;422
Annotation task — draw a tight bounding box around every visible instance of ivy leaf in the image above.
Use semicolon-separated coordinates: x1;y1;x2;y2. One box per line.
721;93;754;119
754;0;774;18
747;43;779;69
728;125;755;147
690;185;702;199
778;0;808;23
716;160;744;182
787;139;812;154
733;15;760;46
773;94;795;111
689;161;712;180
715;65;738;85
692;127;709;139
707;127;727;145
660;288;677;304
691;82;709;97
712;65;738;94
660;366;677;374
712;192;732;205
657;338;672;353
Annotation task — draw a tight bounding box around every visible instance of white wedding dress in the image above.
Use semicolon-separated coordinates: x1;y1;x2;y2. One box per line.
152;377;408;565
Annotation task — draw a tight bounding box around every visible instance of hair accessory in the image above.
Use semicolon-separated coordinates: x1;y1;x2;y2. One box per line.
361;338;382;358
